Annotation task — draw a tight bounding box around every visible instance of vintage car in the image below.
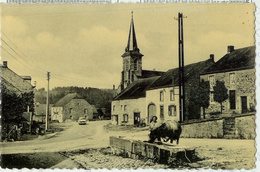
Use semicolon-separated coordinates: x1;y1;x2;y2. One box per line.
78;117;87;125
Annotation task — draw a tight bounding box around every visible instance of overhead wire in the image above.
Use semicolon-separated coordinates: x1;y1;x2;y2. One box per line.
1;30;92;83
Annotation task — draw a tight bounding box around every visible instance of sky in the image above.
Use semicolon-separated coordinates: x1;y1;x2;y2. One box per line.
0;3;255;90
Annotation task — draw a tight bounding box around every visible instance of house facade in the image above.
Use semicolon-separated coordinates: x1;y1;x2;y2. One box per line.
146;86;179;123
200;46;255;117
52;93;96;122
111;13;216;126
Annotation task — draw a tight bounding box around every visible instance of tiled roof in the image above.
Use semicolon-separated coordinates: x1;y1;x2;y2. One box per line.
53;93;83;107
149;59;215;89
114;76;160;100
139;70;165;79
202;46;255;75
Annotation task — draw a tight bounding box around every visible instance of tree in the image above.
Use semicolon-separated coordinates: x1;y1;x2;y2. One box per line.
213;80;228;114
197;80;210;119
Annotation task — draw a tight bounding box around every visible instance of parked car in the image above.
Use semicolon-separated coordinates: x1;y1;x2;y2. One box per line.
78;117;87;125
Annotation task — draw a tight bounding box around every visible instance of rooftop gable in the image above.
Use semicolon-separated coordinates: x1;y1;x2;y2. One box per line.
202;46;255;75
53;93;83;107
114;76;160;100
149;59;215;90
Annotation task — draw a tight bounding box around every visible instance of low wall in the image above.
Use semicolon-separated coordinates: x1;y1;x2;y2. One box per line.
110;136;196;164
235;115;256;139
181;114;255;139
182;119;224;138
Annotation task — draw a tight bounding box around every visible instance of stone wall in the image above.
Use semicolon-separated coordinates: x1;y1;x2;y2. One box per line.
235;115;256;139
181;114;255;139
200;69;255;115
182;119;224;138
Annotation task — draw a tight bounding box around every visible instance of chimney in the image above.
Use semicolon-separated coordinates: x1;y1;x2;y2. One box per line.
3;61;7;68
227;45;235;53
210;54;214;62
21;76;32;84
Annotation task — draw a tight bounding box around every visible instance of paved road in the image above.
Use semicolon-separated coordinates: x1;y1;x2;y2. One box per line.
0;121;112;154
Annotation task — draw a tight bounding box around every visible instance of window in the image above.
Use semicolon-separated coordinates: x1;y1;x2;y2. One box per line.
229;73;235;84
84;109;88;114
113;105;115;111
124;105;127;111
134;59;138;70
121;105;123;111
168;105;177;116
160;105;164;117
160;91;164;101
209;75;215;89
123;114;128;122
210;91;214;102
170;89;175;101
69;108;73;114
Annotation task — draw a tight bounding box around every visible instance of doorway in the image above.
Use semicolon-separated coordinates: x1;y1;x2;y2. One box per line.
148;103;156;123
241;96;247;113
134;113;140;125
229;90;236;109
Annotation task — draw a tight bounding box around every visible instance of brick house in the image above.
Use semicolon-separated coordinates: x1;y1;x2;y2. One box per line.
51;93;96;122
200;45;256;117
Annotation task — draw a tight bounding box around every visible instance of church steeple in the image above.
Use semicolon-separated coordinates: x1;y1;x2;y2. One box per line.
126;11;138;52
122;11;143;57
120;11;144;90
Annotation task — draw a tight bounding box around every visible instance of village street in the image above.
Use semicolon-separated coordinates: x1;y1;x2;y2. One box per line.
1;121;256;169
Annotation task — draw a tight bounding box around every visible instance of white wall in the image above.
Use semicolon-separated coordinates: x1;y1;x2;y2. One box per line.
146;86;180;123
111;97;146;125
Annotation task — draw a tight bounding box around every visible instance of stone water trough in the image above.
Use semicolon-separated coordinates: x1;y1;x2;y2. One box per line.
110;136;198;165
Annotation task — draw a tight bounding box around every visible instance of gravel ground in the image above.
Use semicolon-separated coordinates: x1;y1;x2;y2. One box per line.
58;148;169;169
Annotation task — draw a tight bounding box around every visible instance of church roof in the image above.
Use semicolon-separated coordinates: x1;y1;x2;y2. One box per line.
202;46;255;75
53;93;83;107
149;59;215;90
122;12;143;57
139;70;165;78
113;76;160;100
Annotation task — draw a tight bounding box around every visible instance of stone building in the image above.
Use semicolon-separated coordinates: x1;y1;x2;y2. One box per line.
146;58;215;123
1;61;34;94
111;14;215;125
200;45;256;117
51;93;97;122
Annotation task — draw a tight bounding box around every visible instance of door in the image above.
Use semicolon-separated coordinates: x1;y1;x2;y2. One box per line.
241;96;247;113
229;90;236;109
134;113;140;125
148;104;156;123
113;115;118;125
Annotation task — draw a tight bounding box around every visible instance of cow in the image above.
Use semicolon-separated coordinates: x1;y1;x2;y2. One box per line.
148;120;182;145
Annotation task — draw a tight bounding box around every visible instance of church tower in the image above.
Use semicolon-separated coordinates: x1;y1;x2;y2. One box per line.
121;12;144;90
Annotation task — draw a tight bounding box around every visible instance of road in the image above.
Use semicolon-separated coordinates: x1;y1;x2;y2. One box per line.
1;121;114;154
0;120;256;169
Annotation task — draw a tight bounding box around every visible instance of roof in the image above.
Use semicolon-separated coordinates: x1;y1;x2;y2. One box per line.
114;76;160;100
53;93;83;107
202;46;255;75
139;70;165;79
35;103;53;115
122;13;143;57
149;59;215;89
0;65;33;93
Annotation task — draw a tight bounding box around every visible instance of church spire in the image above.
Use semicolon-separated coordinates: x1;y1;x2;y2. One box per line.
126;11;138;52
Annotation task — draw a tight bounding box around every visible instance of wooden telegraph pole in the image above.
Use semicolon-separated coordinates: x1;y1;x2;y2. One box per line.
175;13;186;122
45;72;50;132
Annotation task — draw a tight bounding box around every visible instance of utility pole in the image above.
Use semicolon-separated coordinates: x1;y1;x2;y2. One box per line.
175;12;186;123
45;72;50;132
